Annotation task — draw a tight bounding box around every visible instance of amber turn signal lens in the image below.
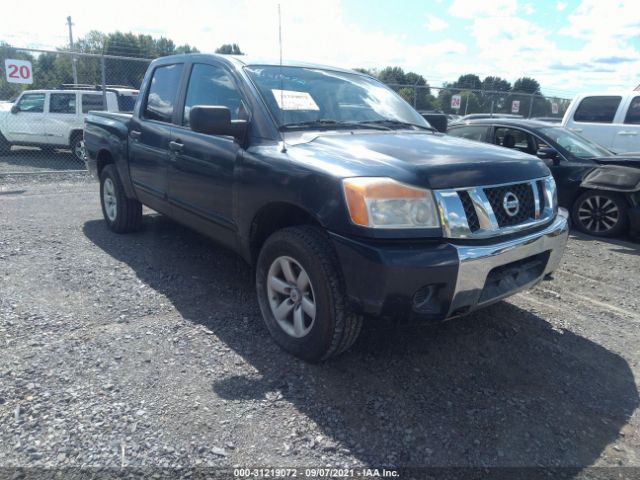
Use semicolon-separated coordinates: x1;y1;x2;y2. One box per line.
342;177;429;227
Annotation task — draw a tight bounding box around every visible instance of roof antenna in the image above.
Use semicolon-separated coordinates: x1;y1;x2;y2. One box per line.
278;3;287;153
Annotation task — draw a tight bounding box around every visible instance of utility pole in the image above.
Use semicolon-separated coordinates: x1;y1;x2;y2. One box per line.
67;16;78;85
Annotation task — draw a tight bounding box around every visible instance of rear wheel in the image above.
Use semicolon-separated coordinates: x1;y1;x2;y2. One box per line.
256;226;362;362
571;190;628;237
70;133;85;162
99;164;142;233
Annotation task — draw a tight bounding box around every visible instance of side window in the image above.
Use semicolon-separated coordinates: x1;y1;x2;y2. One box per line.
144;63;184;123
447;125;489;142
50;93;76;114
624;96;640;125
573;96;621;123
82;94;105;113
16;93;45;113
183;63;247;127
494;127;535;153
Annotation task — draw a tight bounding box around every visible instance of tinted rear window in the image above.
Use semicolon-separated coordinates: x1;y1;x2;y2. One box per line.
447;125;489;141
624;96;640;125
573;96;621;123
144;64;183;122
117;94;137;113
82;94;105;113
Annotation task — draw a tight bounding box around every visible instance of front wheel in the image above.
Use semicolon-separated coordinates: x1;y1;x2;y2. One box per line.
571;190;629;237
256;226;362;362
99;164;142;233
0;133;12;154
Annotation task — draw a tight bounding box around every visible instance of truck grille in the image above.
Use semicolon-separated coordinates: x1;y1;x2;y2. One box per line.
458;191;480;232
484;182;535;227
434;176;556;239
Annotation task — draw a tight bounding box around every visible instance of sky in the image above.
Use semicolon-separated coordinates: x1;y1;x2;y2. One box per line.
2;0;639;97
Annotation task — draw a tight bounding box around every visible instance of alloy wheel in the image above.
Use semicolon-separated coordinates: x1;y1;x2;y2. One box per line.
103;178;118;222
266;256;317;338
577;195;620;234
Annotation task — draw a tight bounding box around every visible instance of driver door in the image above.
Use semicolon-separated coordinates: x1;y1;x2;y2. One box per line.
167;61;247;244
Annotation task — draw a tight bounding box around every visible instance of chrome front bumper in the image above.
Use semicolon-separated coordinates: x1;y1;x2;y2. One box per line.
446;208;569;317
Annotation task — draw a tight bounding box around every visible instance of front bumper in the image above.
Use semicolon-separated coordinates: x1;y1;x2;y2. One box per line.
330;208;569;322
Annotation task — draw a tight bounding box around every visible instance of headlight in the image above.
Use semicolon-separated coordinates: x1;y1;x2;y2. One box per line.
543;176;557;213
342;177;440;229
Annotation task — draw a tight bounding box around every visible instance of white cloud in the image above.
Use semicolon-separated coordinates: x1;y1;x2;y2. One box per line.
448;0;517;18
1;0;638;95
524;3;535;15
556;1;567;11
425;15;449;32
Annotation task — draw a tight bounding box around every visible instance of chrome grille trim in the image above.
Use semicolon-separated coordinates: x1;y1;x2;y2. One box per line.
434;176;557;239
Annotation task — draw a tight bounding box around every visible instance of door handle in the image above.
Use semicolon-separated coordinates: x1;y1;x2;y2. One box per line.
169;140;184;152
569;128;583;133
618;131;639;136
130;130;141;139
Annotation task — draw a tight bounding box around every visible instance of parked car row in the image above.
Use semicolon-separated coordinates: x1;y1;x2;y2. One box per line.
0;85;138;160
447;118;640;238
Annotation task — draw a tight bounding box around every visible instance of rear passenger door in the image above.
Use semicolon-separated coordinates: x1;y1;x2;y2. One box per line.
48;93;78;146
612;95;640;153
566;95;622;150
129;63;184;210
491;127;537;155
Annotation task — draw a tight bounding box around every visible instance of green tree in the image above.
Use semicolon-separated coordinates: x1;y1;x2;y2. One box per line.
513;77;541;94
215;43;244;55
481;76;511;92
453;74;482;90
377;66;406;85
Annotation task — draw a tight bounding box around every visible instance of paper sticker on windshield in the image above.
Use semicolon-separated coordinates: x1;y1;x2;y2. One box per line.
272;89;319;111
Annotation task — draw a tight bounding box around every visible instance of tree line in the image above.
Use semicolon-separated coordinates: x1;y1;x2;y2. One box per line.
356;67;566;117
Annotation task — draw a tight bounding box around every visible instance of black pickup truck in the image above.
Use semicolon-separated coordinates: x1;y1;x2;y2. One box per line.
84;54;569;361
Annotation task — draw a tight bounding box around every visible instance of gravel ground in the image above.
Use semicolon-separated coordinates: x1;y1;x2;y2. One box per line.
1;177;639;478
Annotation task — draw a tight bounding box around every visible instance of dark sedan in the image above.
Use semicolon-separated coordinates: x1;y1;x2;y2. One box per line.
448;119;640;237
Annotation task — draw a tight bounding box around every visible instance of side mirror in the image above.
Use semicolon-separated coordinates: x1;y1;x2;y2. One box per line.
536;147;559;165
189;106;247;140
10;105;19;114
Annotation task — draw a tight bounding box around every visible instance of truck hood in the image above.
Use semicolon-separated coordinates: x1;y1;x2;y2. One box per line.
287;131;550;189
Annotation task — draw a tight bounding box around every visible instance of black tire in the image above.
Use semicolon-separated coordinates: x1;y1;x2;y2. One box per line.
256;225;362;362
70;132;85;162
0;133;12;154
99;164;143;233
571;189;629;237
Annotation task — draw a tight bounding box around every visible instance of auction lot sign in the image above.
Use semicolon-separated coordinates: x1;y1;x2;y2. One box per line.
451;94;461;110
511;100;520;113
4;59;33;84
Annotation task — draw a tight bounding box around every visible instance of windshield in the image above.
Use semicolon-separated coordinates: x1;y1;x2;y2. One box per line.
245;66;430;130
540;126;612;158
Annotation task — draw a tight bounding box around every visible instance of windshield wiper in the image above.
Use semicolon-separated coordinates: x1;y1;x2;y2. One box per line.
279;119;391;131
357;120;436;132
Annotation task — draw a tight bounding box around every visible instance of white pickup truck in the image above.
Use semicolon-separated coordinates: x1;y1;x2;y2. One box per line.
0;86;138;160
562;92;640;154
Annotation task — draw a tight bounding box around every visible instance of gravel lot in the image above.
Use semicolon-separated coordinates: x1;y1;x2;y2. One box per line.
1;175;639;477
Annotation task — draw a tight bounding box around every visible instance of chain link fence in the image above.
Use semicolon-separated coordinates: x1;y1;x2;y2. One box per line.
1;45;574;176
0;46;150;176
386;83;572;121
